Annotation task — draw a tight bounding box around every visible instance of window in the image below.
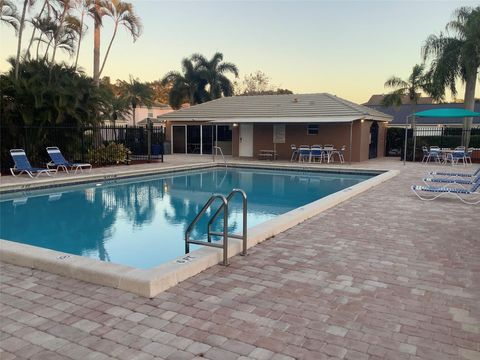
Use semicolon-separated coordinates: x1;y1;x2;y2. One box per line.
307;124;319;135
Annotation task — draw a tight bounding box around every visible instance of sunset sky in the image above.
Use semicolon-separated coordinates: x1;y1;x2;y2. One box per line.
1;0;479;103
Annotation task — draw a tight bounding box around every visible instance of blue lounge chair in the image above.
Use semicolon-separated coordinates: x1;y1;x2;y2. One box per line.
422;175;479;186
411;179;480;205
429;167;480;178
9;149;55;178
46;147;92;174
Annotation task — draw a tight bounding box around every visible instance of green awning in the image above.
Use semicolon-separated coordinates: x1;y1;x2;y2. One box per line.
414;108;480;118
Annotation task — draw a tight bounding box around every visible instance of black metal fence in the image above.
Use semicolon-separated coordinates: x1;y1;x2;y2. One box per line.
0;124;165;173
386;127;480;162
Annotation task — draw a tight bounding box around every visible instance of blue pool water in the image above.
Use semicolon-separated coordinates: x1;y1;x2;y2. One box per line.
0;167;374;268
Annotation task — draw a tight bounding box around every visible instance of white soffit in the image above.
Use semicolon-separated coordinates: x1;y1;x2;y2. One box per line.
208;116;362;124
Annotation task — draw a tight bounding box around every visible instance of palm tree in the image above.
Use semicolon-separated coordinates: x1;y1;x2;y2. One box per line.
118;76;153;126
73;0;92;70
25;0;53;60
382;64;433;161
98;0;141;79
92;0;105;85
161;58;209;109
191;52;238;99
422;6;480;146
382;64;432;107
15;0;36;79
0;0;20;33
40;16;79;62
49;0;74;67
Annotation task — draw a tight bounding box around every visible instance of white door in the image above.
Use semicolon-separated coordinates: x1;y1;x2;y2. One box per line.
239;124;253;157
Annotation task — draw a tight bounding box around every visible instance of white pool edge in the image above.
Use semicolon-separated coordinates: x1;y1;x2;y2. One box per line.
0;167;399;298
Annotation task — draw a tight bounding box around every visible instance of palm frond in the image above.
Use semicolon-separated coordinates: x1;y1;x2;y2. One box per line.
384;76;408;89
217;62;239;77
381;90;405;107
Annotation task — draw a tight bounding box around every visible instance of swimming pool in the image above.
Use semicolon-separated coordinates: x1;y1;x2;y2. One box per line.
0;167;374;269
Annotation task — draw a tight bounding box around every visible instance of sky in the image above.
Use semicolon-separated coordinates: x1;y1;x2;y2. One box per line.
1;0;479;104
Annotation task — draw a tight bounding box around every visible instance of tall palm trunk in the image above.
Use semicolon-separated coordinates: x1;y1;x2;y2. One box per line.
74;10;85;70
98;22;117;78
93;0;101;86
43;35;54;61
463;69;478;147
36;32;43;59
49;2;68;66
15;0;29;79
25;0;47;60
132;103;136;126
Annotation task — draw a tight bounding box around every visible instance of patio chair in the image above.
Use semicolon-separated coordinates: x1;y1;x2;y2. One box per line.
310;145;323;163
444;150;467;166
423;146;442;163
411;179;480;205
298;145;311;162
290;144;298;162
421;146;429;163
331;145;346;164
429;167;480;178
9;149;55;178
465;148;474;164
46;147;92;174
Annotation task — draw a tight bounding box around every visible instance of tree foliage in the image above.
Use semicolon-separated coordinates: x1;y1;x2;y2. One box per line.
422;6;480;142
161;53;238;109
0;0;20;32
235;70;293;96
1;59;102;127
117;75;154;125
382;64;434;107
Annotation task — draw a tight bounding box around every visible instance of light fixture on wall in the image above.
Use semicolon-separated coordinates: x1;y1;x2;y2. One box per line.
232;123;238;127
361;119;365;123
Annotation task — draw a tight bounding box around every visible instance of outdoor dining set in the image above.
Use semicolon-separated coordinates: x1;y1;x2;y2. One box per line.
421;146;474;166
290;144;346;163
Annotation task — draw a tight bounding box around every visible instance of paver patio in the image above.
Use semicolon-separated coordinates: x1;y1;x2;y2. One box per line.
1;158;479;360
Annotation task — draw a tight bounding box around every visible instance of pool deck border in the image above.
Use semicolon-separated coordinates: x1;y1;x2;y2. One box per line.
0;163;398;297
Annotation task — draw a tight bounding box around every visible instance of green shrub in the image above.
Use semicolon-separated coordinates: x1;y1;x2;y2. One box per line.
87;142;131;165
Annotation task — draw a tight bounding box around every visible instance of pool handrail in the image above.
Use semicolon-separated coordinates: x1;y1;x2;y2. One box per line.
213;146;227;167
208;189;248;256
185;194;229;266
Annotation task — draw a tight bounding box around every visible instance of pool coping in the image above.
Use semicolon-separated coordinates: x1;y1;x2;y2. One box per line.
0;164;399;297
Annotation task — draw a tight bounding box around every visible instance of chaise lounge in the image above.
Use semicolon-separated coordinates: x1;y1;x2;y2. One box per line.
10;149;55;178
411;179;480;205
46;147;92;174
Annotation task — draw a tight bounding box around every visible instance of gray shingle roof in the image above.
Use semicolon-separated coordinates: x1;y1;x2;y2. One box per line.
367;103;480;125
158;93;392;122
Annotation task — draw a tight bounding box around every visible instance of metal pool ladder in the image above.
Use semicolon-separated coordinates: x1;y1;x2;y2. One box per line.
213;146;227;167
185;189;247;266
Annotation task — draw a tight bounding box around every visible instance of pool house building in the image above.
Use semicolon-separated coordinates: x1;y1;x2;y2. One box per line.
158;93;392;162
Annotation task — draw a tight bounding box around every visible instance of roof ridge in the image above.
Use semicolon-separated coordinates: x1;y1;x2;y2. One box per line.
323;93;365;115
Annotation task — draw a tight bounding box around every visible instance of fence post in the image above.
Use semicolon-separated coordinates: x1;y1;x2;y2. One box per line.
81;127;86;163
147;120;152;163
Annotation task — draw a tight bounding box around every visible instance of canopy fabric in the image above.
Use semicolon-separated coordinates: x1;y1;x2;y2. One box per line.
413;108;480;118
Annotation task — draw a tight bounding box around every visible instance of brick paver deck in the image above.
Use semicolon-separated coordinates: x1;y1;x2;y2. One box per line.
1;160;479;360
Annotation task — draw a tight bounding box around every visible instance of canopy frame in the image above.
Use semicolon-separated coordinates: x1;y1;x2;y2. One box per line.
403;108;480;165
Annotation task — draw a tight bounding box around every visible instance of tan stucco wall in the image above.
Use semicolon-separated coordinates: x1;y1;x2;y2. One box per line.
166;120;387;161
251;122;380;162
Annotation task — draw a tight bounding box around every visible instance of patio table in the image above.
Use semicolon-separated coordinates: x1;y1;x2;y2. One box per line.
323;148;337;163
